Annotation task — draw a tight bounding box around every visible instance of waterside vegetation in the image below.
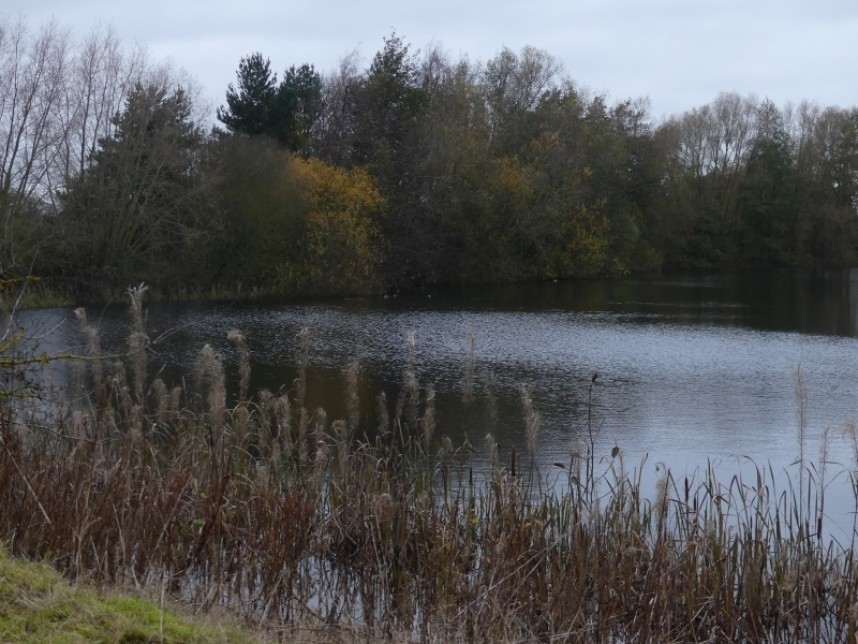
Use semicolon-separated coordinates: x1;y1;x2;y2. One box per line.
2;288;858;642
1;19;858;304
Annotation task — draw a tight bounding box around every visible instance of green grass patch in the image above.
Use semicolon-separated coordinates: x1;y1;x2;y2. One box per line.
0;547;256;643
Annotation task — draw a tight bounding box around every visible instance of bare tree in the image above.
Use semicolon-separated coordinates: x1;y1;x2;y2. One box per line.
53;26;147;192
0;17;160;276
0;18;71;270
315;50;363;166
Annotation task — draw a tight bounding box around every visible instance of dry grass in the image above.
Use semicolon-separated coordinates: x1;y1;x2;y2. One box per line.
2;289;858;642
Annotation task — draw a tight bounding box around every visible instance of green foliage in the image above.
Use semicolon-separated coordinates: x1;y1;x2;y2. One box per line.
57;83;213;296
354;31;426;170
7;18;858;299
218;54;321;154
209;136;308;287
484;45;562;155
0;193;53;280
0;547;254;642
217;53;278;137
737;129;799;263
278;64;323;154
209;137;384;295
373;54;497;285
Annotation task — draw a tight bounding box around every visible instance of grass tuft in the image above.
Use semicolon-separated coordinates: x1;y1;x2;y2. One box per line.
0;546;254;643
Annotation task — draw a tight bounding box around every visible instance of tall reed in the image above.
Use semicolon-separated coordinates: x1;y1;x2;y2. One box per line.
0;290;857;642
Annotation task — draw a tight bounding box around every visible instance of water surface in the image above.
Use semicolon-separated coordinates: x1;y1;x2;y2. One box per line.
18;268;858;536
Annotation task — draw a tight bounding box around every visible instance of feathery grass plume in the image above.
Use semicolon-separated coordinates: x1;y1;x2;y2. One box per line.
258;387;272;408
654;462;669;531
521;384;540;457
440;435;454;459
194;343;226;435
254;464;270;496
126;284;149;405
73;307;105;409
392;331;421;443
794;364;809;500
397;368;419;440
313;408;327;448
422;386;436;450
844;421;858;469
332;419;349;472
462;332;476;403
376;392;390;439
295;327;310;411
234;404;251;448
226;329;252;445
297;407;309;467
127;282;147;331
485;433;499;471
227;329;251;403
312;437;329;490
274;392;291;455
72;410;87;442
344;360;359;432
257;388;288;472
130;403;144;446
817;427;832;544
169;385;182;418
110;360;133;423
151;377;168;427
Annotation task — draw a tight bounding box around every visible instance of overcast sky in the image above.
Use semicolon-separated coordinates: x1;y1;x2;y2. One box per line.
5;0;857;122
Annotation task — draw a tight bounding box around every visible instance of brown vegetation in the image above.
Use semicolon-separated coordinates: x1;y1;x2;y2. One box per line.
1;288;857;642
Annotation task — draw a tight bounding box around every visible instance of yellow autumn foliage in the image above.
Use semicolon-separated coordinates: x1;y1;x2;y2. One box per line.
286;156;385;294
496;156;536;202
554;202;612;277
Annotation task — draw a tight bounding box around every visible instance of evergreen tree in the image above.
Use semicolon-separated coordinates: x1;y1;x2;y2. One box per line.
218;54;321;154
355;32;425;165
217;53;279;137
59;83;212;293
277;64;322;155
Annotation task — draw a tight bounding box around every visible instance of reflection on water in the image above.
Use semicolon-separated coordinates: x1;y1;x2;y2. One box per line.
17;268;858;536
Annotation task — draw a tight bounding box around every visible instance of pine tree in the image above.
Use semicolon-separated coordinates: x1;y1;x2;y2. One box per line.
217;53;279;137
218;54;321;154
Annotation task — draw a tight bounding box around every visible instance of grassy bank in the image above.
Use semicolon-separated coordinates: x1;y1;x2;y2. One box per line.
2;288;858;642
0;547;255;642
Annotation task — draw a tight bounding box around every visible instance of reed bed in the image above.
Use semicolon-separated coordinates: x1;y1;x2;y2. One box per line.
1;289;858;642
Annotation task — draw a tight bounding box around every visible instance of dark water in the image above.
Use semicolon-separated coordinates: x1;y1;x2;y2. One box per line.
17;268;858;536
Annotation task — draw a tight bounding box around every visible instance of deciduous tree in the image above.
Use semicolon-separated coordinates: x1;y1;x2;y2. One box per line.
287;156;384;294
0;18;70;275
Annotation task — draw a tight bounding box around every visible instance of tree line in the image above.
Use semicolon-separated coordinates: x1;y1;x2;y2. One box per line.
2;18;857;300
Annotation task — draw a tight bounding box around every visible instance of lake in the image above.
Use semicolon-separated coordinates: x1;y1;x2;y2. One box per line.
18;268;858;538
